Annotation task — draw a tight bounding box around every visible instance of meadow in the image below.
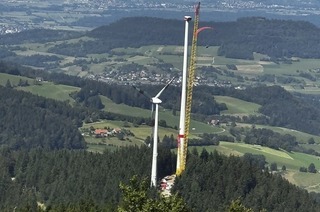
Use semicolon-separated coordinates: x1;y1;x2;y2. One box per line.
100;95;223;135
197;142;320;193
0;73;32;86
13;38;320;95
214;95;261;115
2;71;320;191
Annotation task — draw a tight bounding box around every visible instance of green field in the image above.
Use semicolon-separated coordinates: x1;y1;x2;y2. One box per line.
288;171;320;193
198;142;320;171
100;95;223;135
82;120;179;152
18;82;79;102
11;40;320;95
214;95;261;115
198;142;320;192
235;123;320;144
0;73;79;102
0;73;32;86
83;120;177;142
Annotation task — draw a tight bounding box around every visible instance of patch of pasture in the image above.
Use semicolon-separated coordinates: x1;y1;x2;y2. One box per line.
197;46;219;56
289;87;320;94
214;96;261;115
301;144;320;152
0;73;32;86
290;171;320;193
234;123;320;144
99;95;223;135
235;64;264;74
82;120;177;147
155;54;183;71
222;142;293;159
18;82;79;102
199;142;320;193
263;58;320;76
61;65;84;76
127;55;157;65
209;142;320;171
100;95;151;118
86;143;118;153
283;170;320;193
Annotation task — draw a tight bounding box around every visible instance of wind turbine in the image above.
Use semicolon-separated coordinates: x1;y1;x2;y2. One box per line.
132;77;175;187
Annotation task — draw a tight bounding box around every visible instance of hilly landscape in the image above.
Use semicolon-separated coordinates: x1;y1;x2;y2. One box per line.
2;14;320;211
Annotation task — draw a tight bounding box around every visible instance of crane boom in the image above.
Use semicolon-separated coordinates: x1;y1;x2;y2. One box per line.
176;2;200;176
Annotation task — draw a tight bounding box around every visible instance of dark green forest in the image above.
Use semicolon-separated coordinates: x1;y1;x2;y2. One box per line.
0;146;174;211
0;86;85;150
1;146;320;211
87;16;320;60
1;17;320;60
3;16;320;60
174;149;320;211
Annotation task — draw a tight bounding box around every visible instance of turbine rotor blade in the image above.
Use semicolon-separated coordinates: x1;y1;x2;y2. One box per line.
151;103;154;119
132;85;152;100
151;103;154;136
155;77;175;98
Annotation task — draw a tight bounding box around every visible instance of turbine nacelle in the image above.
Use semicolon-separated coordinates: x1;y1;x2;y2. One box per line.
151;97;162;104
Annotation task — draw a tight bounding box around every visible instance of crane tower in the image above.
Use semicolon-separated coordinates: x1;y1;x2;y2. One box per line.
176;2;201;176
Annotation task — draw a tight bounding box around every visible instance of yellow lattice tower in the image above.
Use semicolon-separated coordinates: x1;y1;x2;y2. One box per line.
176;2;200;176
176;2;213;175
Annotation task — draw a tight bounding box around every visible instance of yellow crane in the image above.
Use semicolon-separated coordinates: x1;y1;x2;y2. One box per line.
176;2;212;176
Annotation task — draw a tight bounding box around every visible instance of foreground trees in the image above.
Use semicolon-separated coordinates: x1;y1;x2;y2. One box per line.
0;147;319;211
174;149;320;212
117;176;190;212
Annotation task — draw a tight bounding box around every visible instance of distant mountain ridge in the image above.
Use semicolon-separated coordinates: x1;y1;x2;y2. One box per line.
86;16;320;59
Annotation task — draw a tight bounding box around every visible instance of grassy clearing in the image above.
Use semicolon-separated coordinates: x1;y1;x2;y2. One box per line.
289;171;320;193
82;120;177;152
0;73;32;86
263;59;320;75
199;142;320;192
235;123;320;144
214;95;261;115
100;95;223;135
86;143;118;153
18;82;79;102
0;73;78;102
203;142;320;171
82;117;225;152
83;119;196;143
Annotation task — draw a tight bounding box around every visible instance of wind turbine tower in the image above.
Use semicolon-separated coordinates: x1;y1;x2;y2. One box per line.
150;77;175;187
176;16;191;175
133;77;175;187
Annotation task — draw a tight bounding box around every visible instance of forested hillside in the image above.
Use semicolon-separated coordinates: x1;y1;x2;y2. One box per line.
0;146;174;211
241;86;320;134
2;16;320;60
0;29;82;45
0;86;86;150
174;149;320;211
2;60;320;136
44;16;320;59
1;146;319;211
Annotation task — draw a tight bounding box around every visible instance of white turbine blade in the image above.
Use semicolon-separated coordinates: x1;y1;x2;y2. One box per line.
155;77;175;98
151;103;154;120
151;103;154;136
150;99;155;136
132;85;152;100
